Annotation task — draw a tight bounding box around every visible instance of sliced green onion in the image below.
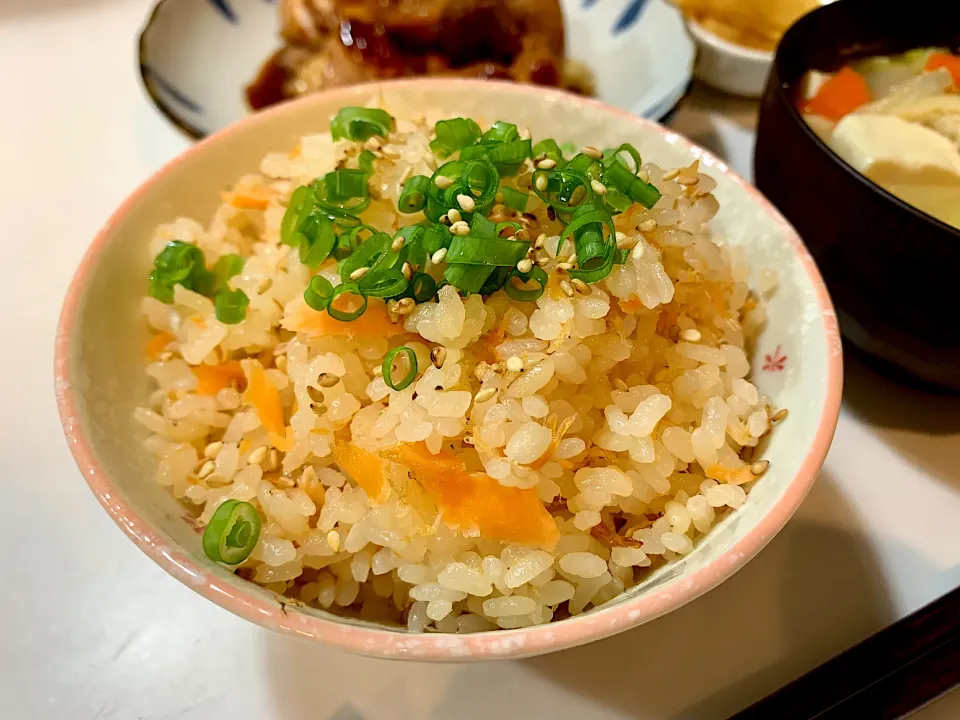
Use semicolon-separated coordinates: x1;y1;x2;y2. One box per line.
358;150;376;174
214;254;245;291
443;264;496;295
382;346;418;391
603;143;643;173
330;107;394;142
532;168;594;212
532;138;565;167
408;272;437;303
430;118;482;158
562;204;618;284
565;153;604;181
398;175;431;213
281;186;313;246
458;159;500;208
603;188;633;215
446;236;530;266
479;266;511;296
148;240;216;302
304;275;335;311
327;282;367;322
300;215;338;268
504;265;548;302
359;268;408;298
202;499;261;565
324;169;368;203
470;212;498;238
500;186;529;212
338;229;391;280
486;138;532;172
215;289;250;324
458;144;489;161
603;161;662;209
481;121;520;144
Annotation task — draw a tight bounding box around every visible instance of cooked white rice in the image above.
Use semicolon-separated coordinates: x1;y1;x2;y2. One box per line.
135;111;776;632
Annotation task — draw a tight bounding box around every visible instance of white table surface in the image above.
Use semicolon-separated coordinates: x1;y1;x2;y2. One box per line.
3;2;959;718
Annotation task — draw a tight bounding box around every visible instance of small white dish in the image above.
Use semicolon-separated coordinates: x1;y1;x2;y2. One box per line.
686;20;773;98
138;0;695;139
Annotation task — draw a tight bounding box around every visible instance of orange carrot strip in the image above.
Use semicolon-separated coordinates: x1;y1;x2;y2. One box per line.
192;361;246;396
925;52;960;89
221;189;272;210
282;297;408;339
333;443;389;504
244;362;285;438
145;331;175;360
382;443;559;549
804;66;871;121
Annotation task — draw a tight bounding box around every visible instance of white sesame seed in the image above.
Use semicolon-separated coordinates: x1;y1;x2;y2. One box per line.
268;448;280;470
317;372;339;388
349;266;370;280
248;446;268;466
566;253;578;266
391;237;406;252
571;278;590;295
680;329;702;342
534;233;547;249
363;137;382;151
751;460;770;476
581;145;603;160
613;378;629;391
434;175;453;189
447;208;462;224
632;243;646;260
431;248;448;264
560;280;574;297
430;346;447;369
638;169;650;183
556;262;573;271
537;158;556;169
327;530;341;552
616;235;636;250
197;460;216;479
395;297;416;315
535;174;548;192
615;231;626;243
474;387;498;404
401;262;413;281
516;258;534;273
662;168;680;181
506;356;524;372
203;441;223;459
456;194;476;212
590;179;607;196
450;221;471;236
772;408;789;423
637;219;657;233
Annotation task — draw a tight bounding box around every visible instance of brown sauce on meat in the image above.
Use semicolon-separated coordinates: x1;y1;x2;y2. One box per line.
247;0;575;111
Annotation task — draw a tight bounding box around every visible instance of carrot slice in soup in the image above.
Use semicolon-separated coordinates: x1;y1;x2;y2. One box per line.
244;362;286;441
382;443;560;549
145;331;174;360
333;443;389;504
804;66;871;120
193;361;246;396
925;52;960;89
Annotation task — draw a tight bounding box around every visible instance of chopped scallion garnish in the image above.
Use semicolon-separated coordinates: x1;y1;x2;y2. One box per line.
330;107;395;142
304;275;335;311
430;118;482;158
382;346;418;391
504;265;548;302
215;289;249;324
202;499;261;565
327;282;367;322
398;175;431;213
500;186;529;212
214;254;245;292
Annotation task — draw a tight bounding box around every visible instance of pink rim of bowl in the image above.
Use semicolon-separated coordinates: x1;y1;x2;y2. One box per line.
55;78;843;661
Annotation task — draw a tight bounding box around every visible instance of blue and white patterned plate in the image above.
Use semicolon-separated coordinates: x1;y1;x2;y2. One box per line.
139;0;694;139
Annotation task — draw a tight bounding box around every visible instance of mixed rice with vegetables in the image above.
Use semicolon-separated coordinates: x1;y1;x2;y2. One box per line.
136;106;779;632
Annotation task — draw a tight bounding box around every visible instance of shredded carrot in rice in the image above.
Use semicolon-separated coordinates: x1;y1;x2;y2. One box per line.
192;360;246;396
381;442;559;549
244;361;287;445
333;443;389;504
145;331;175;360
221;188;274;210
705;464;754;485
282;297;408;339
